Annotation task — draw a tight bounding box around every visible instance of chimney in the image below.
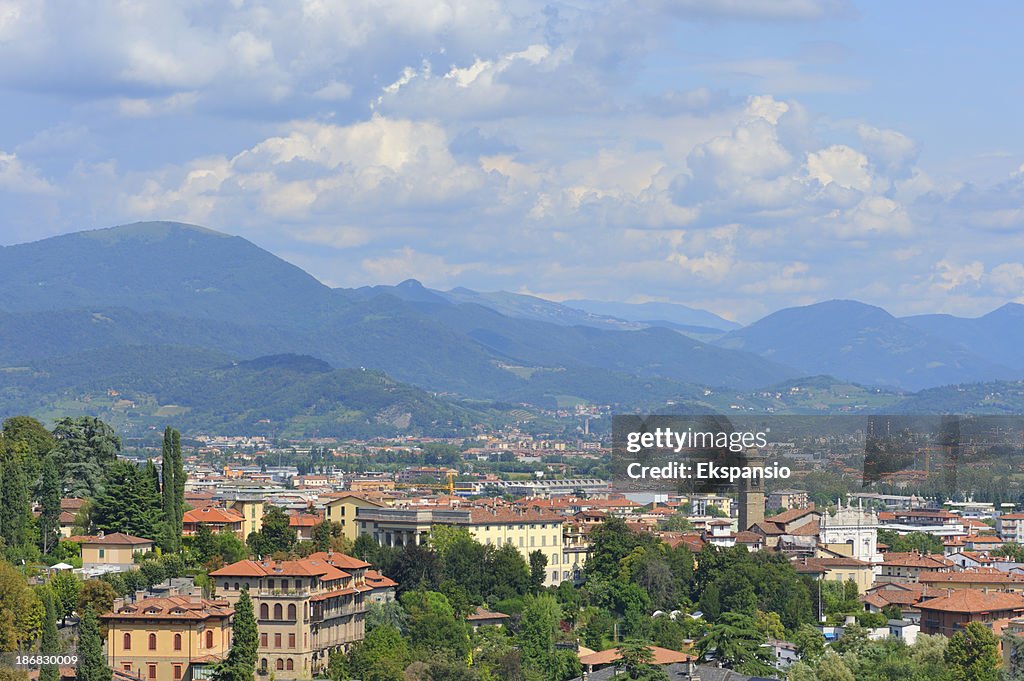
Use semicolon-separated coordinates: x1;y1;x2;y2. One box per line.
191;586;203;604
134;590;147;603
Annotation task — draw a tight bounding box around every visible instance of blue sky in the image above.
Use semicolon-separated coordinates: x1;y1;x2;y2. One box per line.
1;1;1023;323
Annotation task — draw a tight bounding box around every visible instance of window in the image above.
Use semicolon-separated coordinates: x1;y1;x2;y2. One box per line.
282;579;289;590
206;630;214;648
273;603;283;619
123;665;132;673
276;659;284;671
268;579;275;589
260;603;270;619
174;633;182;651
173;665;182;680
234;582;239;591
149;633;157;650
261;660;268;673
148;665;157;680
99;549;105;559
222;582;229;590
551;570;557;582
123;633;132;650
261;633;268;647
275;633;282;648
288;633;295;648
552;553;558;565
286;659;294;671
287;604;296;620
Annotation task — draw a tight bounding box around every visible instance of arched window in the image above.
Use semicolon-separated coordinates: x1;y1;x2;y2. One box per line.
260;603;269;619
276;659;284;671
205;630;214;648
285;659;294;671
123;633;132;650
260;660;267;673
148;633;157;650
233;582;239;591
287;604;296;620
273;603;283;619
174;633;182;651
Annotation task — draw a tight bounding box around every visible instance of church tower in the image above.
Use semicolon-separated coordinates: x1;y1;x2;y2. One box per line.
738;447;766;531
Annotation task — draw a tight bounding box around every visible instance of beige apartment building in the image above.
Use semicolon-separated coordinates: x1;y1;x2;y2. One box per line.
75;532;156;571
322;493;388;542
355;505;566;586
210;552;395;679
101;595;233;681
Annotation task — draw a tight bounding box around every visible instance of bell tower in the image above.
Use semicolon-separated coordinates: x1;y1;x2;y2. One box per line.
738;447;766;531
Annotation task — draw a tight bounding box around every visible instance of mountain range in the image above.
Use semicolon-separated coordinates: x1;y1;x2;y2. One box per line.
1;221;1023;433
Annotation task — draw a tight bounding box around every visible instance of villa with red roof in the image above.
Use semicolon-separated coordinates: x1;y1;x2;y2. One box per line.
210;551;395;679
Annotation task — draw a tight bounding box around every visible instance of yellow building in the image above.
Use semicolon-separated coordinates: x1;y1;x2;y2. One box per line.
211;552;396;679
323;493;388;542
355;506;567;586
76;533;155;571
227;498;265;539
793;556;874;594
101;595;233;681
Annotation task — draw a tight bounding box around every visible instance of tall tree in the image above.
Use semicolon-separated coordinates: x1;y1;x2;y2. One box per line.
50;570;81;625
94;460;162;540
75;606;111;681
161;427;178;551
529;550;548;593
615;639;670;681
171;429;185;537
37;456;62;555
517;593;562;678
0;560;44;652
37;586;60;681
51;417;120;499
0;459;32;554
211;588;258;681
946;621;999;681
2;416;56;485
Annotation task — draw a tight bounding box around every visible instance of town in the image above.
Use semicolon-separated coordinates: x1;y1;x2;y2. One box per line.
2;415;1023;681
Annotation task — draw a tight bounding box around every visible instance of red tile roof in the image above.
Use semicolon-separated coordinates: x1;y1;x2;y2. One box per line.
101;595;233;621
917;590;1024;614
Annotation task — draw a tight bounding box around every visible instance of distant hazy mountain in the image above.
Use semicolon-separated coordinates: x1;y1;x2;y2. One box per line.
902;303;1024;371
355;280;644;330
716;300;1015;391
0;346;480;437
563;299;741;331
0;222;793;408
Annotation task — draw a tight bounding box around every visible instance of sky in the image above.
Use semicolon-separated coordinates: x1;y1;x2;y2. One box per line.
1;1;1023;323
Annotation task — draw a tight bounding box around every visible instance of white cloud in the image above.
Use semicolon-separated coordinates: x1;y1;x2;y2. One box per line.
0;151;56;194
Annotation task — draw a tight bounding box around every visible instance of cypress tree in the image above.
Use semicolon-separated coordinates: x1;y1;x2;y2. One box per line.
0;458;31;552
172;429;186;538
75;606;111;681
212;589;258;681
160;427;178;551
38;586;60;681
38;456;62;555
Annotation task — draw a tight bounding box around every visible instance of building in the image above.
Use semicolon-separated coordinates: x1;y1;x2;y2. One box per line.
77;533;155;572
877;552;955;584
792;556;874;594
768;489;810;512
223;497;265;539
465;607;510;631
918;590;1024;636
182;507;245;539
322;493;388;542
737;449;766;532
918;569;1024;592
100;594;233;681
819;500;882;563
355;505;566;586
209;552;393;678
